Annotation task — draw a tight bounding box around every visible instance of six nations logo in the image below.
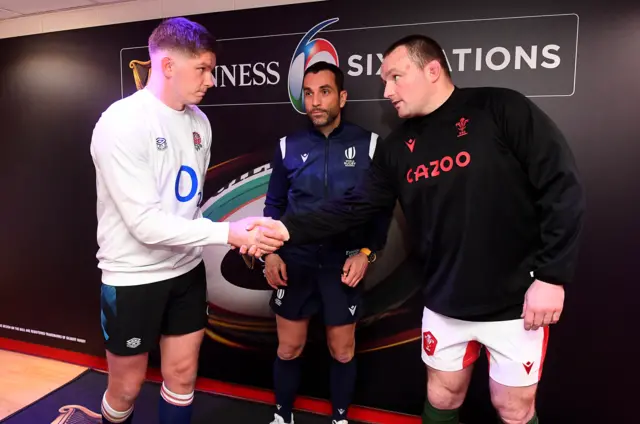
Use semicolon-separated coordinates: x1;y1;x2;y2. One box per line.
287;17;340;114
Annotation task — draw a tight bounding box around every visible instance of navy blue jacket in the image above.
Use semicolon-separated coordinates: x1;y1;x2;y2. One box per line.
264;121;392;268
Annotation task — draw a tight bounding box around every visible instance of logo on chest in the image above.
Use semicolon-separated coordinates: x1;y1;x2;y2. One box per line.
456;117;469;138
344;146;356;167
406;151;471;184
405;138;416;153
156;137;167;151
193;132;203;151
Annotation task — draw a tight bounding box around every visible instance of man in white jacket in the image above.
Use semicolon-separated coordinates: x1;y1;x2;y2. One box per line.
90;17;287;424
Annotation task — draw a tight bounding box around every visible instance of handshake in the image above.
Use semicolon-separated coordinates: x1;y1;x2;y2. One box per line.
227;217;290;258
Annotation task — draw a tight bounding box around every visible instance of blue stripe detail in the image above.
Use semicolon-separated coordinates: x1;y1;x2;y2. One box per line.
100;284;117;341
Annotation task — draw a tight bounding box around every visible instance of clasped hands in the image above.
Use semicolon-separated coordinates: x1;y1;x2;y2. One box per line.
227;217;289;258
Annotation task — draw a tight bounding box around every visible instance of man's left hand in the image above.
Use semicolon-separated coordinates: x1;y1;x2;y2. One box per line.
342;253;369;287
522;279;565;331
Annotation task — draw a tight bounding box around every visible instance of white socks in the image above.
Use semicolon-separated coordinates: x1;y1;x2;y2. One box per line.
101;392;134;423
160;381;194;407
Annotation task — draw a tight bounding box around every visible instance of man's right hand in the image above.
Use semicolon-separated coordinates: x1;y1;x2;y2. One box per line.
228;217;289;256
264;253;288;289
238;219;290;257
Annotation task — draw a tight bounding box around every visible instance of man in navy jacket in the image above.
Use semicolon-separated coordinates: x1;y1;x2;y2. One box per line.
262;61;391;424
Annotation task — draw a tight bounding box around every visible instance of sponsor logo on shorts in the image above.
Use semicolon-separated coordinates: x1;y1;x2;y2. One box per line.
349;305;357;316
275;288;285;306
126;337;141;349
423;331;437;356
523;361;534;374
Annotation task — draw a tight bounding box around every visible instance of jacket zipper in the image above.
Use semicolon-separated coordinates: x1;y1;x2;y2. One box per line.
324;138;330;199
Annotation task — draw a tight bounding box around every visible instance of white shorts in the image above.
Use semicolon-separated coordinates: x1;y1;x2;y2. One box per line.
421;306;549;387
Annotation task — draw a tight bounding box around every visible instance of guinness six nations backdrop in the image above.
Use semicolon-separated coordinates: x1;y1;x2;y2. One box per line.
0;0;638;422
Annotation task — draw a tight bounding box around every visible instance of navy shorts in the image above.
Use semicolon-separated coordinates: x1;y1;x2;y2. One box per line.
269;263;363;326
100;261;207;356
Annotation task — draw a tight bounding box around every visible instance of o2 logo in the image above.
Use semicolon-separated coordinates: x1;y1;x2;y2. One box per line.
175;165;203;205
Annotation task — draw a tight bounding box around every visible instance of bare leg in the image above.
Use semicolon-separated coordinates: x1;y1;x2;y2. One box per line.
160;329;204;394
490;379;537;424
422;365;474;423
156;329;205;423
103;351;148;422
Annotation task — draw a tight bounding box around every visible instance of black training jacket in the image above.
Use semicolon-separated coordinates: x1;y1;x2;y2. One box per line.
281;87;586;320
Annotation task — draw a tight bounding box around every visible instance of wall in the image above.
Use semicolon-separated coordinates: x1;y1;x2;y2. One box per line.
0;0;323;39
0;0;638;422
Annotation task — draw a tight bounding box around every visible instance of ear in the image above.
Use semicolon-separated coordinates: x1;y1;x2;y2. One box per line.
425;60;442;83
339;89;348;108
160;56;173;77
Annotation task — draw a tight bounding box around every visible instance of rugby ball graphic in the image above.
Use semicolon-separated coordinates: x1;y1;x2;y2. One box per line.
199;154;423;351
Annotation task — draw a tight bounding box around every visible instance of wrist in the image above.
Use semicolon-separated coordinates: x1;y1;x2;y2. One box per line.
263;252;277;261
532;271;565;286
359;248;376;263
225;222;233;246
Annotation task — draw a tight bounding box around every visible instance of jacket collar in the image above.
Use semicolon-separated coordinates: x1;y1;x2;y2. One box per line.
407;86;464;131
309;118;346;139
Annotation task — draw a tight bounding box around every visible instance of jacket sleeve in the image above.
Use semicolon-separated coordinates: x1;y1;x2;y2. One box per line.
90;112;229;247
281;137;398;245
497;89;586;286
263;137;289;220
363;134;393;252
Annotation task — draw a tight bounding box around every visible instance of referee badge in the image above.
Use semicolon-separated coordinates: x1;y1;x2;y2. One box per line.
344;146;356;167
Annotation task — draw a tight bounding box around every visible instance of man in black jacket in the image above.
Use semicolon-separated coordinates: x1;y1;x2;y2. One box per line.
262;61;391;424
246;35;585;424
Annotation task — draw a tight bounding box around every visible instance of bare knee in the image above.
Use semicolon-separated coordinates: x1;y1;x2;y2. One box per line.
331;350;354;363
427;380;466;410
328;340;355;363
490;383;536;424
278;343;305;360
107;376;145;407
426;367;472;410
493;398;535;424
326;324;355;363
163;359;198;393
106;352;147;408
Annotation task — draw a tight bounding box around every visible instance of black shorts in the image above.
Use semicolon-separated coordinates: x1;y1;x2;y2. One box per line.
100;262;207;356
269;263;363;326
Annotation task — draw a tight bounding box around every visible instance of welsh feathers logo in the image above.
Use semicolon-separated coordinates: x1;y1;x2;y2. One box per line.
288;17;340;114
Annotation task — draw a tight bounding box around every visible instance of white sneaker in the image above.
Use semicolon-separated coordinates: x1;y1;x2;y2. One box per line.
332;421;348;424
270;413;294;424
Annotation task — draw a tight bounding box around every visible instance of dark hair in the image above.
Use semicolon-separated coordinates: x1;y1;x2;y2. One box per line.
383;35;450;77
304;61;344;92
149;17;217;56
